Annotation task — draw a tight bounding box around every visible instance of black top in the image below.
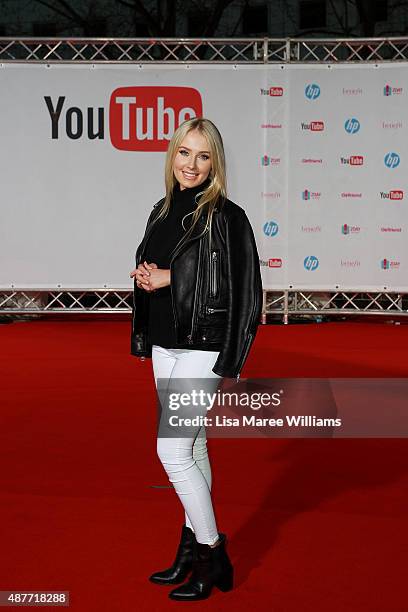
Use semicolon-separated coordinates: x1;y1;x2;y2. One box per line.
143;177;220;351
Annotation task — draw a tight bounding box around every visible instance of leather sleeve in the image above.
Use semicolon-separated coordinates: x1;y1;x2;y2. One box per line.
131;199;163;358
212;208;263;378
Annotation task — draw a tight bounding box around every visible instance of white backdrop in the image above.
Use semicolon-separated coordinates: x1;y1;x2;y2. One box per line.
0;63;407;290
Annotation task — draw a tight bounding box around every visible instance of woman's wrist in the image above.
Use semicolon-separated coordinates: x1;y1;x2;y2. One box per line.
150;268;170;290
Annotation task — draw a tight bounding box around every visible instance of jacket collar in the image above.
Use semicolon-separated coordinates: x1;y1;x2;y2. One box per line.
172;176;212;203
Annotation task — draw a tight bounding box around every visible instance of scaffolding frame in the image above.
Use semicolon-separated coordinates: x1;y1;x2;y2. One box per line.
1;36;408;63
1;36;408;319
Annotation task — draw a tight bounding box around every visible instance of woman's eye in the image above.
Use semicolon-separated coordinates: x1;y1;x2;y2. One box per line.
179;150;209;161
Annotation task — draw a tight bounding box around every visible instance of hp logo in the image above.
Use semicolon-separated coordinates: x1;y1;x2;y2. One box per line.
304;256;319;271
263;221;279;237
384;152;400;169
344;118;360;134
305;84;320;100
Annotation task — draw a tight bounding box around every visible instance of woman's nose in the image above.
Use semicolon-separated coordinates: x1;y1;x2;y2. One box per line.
186;158;198;169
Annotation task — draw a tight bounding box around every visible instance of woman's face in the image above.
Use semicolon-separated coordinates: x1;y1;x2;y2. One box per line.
173;129;212;190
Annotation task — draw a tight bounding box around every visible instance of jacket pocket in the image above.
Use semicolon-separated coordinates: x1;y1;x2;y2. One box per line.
205;306;227;314
201;305;227;328
209;250;220;299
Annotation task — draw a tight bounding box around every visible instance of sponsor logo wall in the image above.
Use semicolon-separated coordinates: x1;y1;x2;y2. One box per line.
285;64;407;291
0;64;407;291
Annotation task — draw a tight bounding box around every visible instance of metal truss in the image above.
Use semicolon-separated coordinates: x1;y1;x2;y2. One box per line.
0;37;281;63
0;289;132;315
291;37;408;63
1;290;408;320
1;36;408;63
265;290;408;322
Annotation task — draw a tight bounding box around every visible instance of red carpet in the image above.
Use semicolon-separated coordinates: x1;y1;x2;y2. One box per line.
0;319;406;611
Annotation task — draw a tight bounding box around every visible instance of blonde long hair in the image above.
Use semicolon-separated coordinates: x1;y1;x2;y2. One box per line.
155;117;227;249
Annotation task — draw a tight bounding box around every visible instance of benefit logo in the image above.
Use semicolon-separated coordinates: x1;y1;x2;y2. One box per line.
44;87;203;151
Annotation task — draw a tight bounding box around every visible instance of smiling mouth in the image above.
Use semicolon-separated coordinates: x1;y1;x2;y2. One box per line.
182;171;199;179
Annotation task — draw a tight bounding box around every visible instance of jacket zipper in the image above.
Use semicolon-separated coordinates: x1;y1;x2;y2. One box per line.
235;332;253;379
210;250;218;298
186;238;203;344
169;270;178;334
235;276;261;378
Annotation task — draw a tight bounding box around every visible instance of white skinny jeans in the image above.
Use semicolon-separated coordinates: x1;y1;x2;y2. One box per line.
152;344;222;545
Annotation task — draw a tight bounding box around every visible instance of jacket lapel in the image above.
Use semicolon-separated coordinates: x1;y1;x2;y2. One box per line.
169;211;209;264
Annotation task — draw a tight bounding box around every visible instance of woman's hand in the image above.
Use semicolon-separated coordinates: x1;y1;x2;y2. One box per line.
130;261;157;291
130;261;170;291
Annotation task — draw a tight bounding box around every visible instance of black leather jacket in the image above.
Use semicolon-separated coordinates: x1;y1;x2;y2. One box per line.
130;195;263;378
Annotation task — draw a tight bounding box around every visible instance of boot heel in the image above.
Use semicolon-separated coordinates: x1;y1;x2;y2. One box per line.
169;533;234;600
216;568;233;592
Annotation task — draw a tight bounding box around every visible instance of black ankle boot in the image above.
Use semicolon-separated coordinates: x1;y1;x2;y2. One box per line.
168;533;233;600
149;525;196;585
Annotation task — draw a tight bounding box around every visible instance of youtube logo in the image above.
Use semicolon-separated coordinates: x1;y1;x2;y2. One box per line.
110;86;203;151
44;87;203;152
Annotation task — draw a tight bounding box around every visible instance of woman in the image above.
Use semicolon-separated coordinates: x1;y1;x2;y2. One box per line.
130;117;262;601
